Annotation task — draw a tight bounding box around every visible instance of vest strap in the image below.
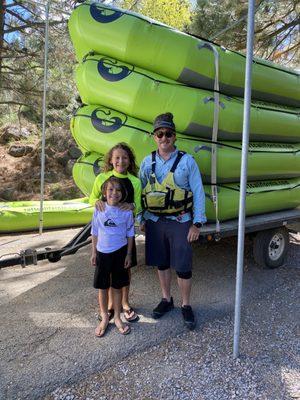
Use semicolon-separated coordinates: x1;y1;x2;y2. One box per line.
150;150;186;174
170;151;185;173
151;151;156;173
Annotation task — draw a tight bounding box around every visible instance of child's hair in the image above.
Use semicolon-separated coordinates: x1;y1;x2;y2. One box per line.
103;142;138;176
101;176;128;203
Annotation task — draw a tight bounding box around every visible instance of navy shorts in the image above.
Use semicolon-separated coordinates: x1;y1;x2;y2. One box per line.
145;218;193;273
94;245;130;290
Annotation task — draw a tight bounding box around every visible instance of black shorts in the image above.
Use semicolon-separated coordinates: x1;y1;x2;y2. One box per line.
145;218;193;273
93;245;130;290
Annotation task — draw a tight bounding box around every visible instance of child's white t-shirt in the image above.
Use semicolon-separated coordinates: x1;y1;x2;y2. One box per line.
91;205;135;253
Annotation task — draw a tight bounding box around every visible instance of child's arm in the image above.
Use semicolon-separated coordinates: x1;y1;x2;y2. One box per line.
90;235;98;266
124;236;134;269
90;209;99;266
124;211;135;268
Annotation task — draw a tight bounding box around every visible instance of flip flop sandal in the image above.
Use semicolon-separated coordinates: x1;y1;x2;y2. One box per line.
98;309;114;322
95;322;109;338
123;307;139;323
117;324;131;335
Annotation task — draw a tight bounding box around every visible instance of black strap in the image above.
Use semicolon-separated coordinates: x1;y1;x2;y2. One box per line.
151;151;156;173
183;190;189;212
170;151;186;173
151;150;186;175
151;205;193;216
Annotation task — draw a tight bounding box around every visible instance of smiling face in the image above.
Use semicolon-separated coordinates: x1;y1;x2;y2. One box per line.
154;128;176;154
110;148;130;174
105;181;123;206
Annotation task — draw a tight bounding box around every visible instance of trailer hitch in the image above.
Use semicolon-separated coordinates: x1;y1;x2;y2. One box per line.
0;222;91;269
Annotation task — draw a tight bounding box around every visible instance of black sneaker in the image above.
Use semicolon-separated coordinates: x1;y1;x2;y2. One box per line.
181;305;196;330
152;297;174;319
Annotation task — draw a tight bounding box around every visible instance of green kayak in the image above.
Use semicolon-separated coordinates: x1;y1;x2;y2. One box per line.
0;199;93;233
72;152;300;222
71;105;300;183
75;54;299;142
68;2;300;107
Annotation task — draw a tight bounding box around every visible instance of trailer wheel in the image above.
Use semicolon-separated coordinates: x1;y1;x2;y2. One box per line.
253;227;289;269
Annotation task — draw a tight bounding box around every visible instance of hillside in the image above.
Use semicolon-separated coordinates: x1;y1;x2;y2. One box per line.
0;122;83;202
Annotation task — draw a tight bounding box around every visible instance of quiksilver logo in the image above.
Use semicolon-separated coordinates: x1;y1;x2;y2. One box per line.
104;219;117;227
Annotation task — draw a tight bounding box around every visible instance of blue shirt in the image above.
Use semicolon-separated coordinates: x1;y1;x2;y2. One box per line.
139;148;207;224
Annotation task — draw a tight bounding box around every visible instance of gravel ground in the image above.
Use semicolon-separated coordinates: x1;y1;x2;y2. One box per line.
44;234;300;400
1;230;299;400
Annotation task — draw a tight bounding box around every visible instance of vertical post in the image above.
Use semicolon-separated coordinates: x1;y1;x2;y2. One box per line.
39;0;50;235
233;0;255;359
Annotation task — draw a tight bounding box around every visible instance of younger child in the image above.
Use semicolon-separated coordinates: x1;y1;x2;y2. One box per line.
89;143;141;322
91;176;135;337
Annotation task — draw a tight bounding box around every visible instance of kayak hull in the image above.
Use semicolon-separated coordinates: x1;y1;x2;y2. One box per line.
75;55;299;142
71;105;300;183
0;199;93;233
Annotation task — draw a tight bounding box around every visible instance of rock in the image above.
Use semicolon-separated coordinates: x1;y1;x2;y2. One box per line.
8;144;34;157
68;146;82;159
0;188;15;201
57;152;70;168
66;159;75;175
0;125;31;144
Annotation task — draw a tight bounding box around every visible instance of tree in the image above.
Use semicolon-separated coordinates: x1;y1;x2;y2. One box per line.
0;1;75;123
117;0;192;30
190;0;300;67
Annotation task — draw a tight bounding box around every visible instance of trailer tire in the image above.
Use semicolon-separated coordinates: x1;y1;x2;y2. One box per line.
253;227;289;269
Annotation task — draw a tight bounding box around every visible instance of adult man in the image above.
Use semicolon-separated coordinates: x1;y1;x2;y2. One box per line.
139;112;206;330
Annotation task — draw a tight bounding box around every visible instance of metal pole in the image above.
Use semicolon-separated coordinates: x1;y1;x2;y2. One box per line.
39;0;50;235
233;0;255;359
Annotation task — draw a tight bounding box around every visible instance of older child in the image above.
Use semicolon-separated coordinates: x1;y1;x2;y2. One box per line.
89;143;141;323
91;176;135;337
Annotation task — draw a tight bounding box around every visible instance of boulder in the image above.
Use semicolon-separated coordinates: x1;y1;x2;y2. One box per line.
8;144;34;157
0;125;31;144
68;146;82;159
57;151;70;167
66;159;75;175
0;188;15;201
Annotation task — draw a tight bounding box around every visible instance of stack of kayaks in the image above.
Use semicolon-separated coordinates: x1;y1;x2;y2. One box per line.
69;1;300;222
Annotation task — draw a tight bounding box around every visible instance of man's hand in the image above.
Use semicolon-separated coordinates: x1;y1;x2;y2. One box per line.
124;254;132;268
119;202;134;211
187;224;200;243
95;200;105;211
90;253;96;266
139;222;145;232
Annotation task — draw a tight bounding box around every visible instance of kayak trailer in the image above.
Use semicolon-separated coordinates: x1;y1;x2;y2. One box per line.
0;208;299;269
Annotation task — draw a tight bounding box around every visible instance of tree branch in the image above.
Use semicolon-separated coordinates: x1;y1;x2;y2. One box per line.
6;8;29;24
264;17;300;41
255;7;294;35
0;100;29;106
266;26;295;60
4;19;66;34
272;41;300;59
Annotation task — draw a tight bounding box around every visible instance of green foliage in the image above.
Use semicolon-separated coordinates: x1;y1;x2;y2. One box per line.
118;0;192;30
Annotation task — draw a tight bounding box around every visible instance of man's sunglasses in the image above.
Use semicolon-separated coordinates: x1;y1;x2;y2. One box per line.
154;130;175;139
